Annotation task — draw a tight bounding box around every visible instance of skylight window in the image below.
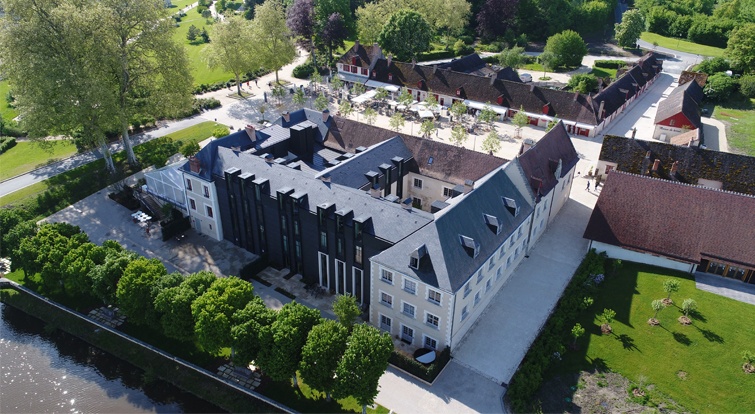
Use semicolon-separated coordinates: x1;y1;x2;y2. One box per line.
428;157;434;165
502;197;520;217
459;235;480;258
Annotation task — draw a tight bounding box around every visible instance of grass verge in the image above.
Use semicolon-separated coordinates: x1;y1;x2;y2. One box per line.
710;98;755;156
0;140;78;181
640;32;725;58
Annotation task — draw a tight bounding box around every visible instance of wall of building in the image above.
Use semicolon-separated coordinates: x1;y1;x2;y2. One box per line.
402;172;458;211
654;113;696;141
590;241;695;273
549;166;576;224
183;173;222;241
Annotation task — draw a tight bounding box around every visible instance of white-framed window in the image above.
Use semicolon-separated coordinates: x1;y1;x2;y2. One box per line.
476;270;484;284
463;283;471;298
474;291;481;307
461;305;469;320
186;178;193;191
488;257;495;270
425;312;439;329
381;269;394;284
498;246;506;260
506;256;512;268
412;197;422;209
203;185;210;198
423;335;438;350
401;325;414;344
413;178;423;189
485;278;492;293
427;289;441;305
402;302;416;318
379;314;392;332
496;266;503;281
515;246;520;258
380;291;393;308
517;226;523;239
403;278;417;294
510;237;515;248
443;186;453;197
189;198;196;210
206;206;214;218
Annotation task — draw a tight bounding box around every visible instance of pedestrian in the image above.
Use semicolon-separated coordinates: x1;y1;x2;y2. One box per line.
586;181;591;191
247;81;250;88
254;79;258;87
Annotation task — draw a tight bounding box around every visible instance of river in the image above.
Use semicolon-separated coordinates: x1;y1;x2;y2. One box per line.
0;302;225;413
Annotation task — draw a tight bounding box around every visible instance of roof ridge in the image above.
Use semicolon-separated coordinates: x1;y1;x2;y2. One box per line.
612;171;755;199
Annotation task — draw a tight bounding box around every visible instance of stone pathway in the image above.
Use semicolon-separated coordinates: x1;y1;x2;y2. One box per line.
216;364;262;390
88;307;126;328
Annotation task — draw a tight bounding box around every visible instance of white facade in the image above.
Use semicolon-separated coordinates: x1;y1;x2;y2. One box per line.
589;241;695;273
402;172;460;212
182;173;223;241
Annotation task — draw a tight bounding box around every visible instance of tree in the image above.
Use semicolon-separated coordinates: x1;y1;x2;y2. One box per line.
180;141;201;157
330;76;344;95
450;101;467;124
538;51;557;78
389;112;405;131
314;93;330;111
292;87;306;108
577;0;610;34
512;106;529;138
252;0;296;84
478;103;497;127
355;1;387;44
256;301;321;387
353;82;366;96
499;46;526;69
231;296;277;366
243;0;265;19
546;118;560;132
89;245;137;305
60;242;106;298
420;119;437;138
338;100;354;117
650;299;665;325
333;324;393;414
398;88;414;107
476;0;519;41
615;9;645;48
571;323;585;348
363;107;377;124
154;271;216;341
116;258;169;327
15;223;88;294
191;276;255;354
299;320;349;400
567;73;598;93
0;207;34;256
680;298;696;324
287;0;317;67
315;0;353;38
544;30;587;68
187;24;200;42
206;15;258;97
726;23;755;73
377;10;433;62
319;13;348;67
696;57;731;75
449;124;468;146
662;279;681;304
481;130;501;154
333;294;361;330
375;87;389;103
599;308;616;334
423;93;438;108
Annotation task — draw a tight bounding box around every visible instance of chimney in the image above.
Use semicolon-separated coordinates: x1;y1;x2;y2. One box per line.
670;161;680;176
598;100;606;119
282;111;290;122
245;124;256;140
354;39;359;50
412;57;417;66
370;183;381;198
529;83;535;92
652;159;660;172
189;156;201;173
322;108;330;122
573;92;579;102
387;55;392;66
521;138;535;154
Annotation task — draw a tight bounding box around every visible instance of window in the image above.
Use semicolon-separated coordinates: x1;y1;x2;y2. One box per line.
463;283;471;298
605;165;614;174
336;237;344;257
474;291;481;306
426;313;439;328
517;226;523;239
496;267;503;281
485;278;492;293
403;279;417;294
206;206;214;218
355;245;363;265
488;257;496;271
476;270;484;284
402;302;415;318
319;231;328;250
401;325;414;344
498;246;506;260
509;237;515;248
427;289;441;305
380;314;392;332
361;68;368;75
189;198;196;210
424;335;437;350
380;292;393;307
412;197;422;209
413;178;423;189
381;269;394;284
461;305;469;320
203;185;210;198
409;256;419;269
669;119;676;126
186;179;192;191
443;186;453;197
515;246;520;258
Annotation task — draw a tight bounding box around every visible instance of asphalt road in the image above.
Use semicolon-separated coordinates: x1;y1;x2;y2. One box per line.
637;39;701;74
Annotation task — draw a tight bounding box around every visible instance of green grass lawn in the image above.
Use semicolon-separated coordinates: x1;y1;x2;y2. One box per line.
0;140;78;181
261;373;389;414
591;66;618;80
711;98;755;156
640;32;725;58
168;0;196;11
172;13;235;86
164;120;223;145
555;262;755;412
0;80;19;123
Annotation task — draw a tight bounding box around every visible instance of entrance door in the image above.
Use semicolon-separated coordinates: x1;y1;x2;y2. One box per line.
194;217;202;234
335;260;346;294
318;252;329;289
380;315;392;333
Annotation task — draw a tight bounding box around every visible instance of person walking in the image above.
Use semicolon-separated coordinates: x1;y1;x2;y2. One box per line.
254;79;258;87
586;181;591;191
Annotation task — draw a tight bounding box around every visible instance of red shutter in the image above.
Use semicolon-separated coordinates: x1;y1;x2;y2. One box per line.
351;56;357;65
542;104;549;114
496;95;504;105
352;66;357;73
417;80;423;89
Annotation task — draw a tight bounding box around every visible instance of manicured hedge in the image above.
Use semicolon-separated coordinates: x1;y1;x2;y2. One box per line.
388;346;451;383
418;50;455;62
292;63;315;79
594;60;627;69
0;137;17;154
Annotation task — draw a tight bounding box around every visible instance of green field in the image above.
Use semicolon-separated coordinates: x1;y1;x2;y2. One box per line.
172;12;235;86
591;66;618;80
711;99;755;156
556;262;755;413
0;80;19;123
168;0;196;11
0;140;78;181
640;32;725;58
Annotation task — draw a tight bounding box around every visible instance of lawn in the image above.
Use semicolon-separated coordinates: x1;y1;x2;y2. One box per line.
711;98;755;156
555;262;755;413
591;66;618;80
640;32;725;58
0;80;19;123
165;120;223;145
168;0;196;11
172;12;235;87
0;140;78;181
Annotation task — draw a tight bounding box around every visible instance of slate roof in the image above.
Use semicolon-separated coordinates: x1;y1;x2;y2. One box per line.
324;116;508;184
213;147;433;243
678;70;708;88
318;136;413;189
517;121;579;197
669;128;700;146
371;158;536;292
273;108;332;141
432;54;521;81
654;81;703;128
337;42;383;69
368;58;599;125
599;135;755;195
592;67;642;119
583;171;755;268
180;130;255;180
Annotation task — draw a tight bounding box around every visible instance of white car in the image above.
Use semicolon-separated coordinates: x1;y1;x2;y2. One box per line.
520;73;532;83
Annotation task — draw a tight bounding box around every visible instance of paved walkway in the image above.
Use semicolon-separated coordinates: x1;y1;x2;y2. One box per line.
694;272;755;306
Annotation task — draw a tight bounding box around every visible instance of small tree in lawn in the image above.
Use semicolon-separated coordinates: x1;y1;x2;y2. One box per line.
389;112;405;131
571;323;585;349
599;308;616;334
481;130;500;154
512;106;529;139
186;24;200;42
450;101;467;124
363;107;377;125
450;124;468;147
292;87;306;108
679;298;696;325
420;119;437;138
332;294;361;331
662;279;680;305
338;100;353;118
314;93;329;111
649;299;664;326
539;51;557;78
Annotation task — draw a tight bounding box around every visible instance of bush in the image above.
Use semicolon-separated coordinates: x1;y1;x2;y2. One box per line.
458;35;474;45
453;40;475;56
418;50;455;61
594;59;627;69
704;73;738;101
197;5;207;14
212;125;230;138
1;123;25;137
739;75;755;98
695;56;730;75
687;15;736;48
388;346;451;383
292;62;315;79
567;73;598;93
0;137;17;154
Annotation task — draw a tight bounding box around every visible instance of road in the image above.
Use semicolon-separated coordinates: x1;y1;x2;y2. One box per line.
637;39;700;74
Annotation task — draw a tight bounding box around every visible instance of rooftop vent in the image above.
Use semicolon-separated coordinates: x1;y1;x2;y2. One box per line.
503;197;520;217
282;111;290;122
355;146;368;153
459;235;480;258
320;173;332;183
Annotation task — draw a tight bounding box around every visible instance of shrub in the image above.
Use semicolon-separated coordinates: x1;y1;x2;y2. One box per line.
453;40;475;56
388;346;451;383
212;125;230;138
458;35;474;45
567;73;598;93
292;62;315;79
594;59;627;69
739;75;755;98
0;137;17;154
695;56;730;75
704;73;738;101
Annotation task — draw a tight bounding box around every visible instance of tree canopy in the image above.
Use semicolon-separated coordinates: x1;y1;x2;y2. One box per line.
377;9;433;61
299;320;349;399
191;276;255;354
206;15;259;96
614;9;645;48
476;0;519;40
544;30;587;68
727;22;755;73
252;0;297;83
116;257;169;328
231;296;277;366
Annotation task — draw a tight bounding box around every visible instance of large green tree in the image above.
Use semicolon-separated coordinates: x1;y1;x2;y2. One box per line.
544;30;587;68
299;320;349;401
191;276;255;355
727;23;755;73
205;14;259;96
15;223;88;294
231;296;277;366
253;0;297;83
154;271;216;341
116;257;170;327
88;242;136;305
316;0;354;35
614;9;646;48
377;9;433;61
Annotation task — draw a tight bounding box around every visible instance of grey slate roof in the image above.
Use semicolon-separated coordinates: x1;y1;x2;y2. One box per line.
273;108;332;141
517;121;579;197
318;136;413;189
180;130;255;180
371;159;536;292
213;147;433;243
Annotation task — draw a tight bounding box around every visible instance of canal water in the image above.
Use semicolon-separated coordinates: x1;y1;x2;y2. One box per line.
0;302;225;413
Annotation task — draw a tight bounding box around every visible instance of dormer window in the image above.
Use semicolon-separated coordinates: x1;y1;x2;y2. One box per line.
459;235;480;258
351;56;357;65
483;214;502;235
410;257;419;269
388;73;393;81
417;80;424;89
456;88;461;97
496;95;504;105
503;197;520;217
409;244;427;270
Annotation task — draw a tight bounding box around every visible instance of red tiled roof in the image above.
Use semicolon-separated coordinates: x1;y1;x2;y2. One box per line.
583;172;755;267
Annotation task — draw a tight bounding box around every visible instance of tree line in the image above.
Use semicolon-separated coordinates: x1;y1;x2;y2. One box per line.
1;209;393;414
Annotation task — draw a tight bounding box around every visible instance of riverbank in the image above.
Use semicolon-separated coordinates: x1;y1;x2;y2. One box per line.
0;288;286;414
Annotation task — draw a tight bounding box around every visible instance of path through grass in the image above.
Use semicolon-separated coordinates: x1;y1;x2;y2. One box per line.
640;32;724;57
0;140;78;181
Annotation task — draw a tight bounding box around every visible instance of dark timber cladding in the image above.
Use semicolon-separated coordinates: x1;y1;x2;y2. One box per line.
213;147;433;304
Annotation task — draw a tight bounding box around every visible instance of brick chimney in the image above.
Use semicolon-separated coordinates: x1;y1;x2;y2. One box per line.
354;39;359;50
387;55;392;66
598;100;606;119
652;159;660;172
322;108;330;122
245;124;256;140
670;160;680;176
282;111;290;122
189;156;201;173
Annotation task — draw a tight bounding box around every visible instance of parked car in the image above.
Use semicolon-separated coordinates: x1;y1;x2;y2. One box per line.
520;73;532;83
